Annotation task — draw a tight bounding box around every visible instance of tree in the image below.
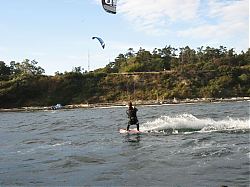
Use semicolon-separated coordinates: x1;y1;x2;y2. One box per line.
125;48;135;58
180;46;197;64
10;59;45;77
135;48;152;71
158;45;177;70
0;61;11;77
72;66;83;73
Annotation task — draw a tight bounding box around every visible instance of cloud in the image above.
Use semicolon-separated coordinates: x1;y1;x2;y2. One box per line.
178;0;248;50
119;0;199;21
116;0;248;50
118;0;200;35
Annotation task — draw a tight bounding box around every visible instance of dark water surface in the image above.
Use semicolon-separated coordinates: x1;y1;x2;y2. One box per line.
0;101;249;186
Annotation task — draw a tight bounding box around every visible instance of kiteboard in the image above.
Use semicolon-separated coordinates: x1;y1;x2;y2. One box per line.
119;128;141;134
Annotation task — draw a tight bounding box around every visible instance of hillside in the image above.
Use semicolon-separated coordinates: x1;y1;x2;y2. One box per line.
0;46;249;108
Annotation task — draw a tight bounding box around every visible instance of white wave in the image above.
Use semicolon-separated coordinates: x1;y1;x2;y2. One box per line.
140;114;250;133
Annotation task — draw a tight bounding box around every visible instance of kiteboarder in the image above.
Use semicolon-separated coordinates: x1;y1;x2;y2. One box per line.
126;101;139;131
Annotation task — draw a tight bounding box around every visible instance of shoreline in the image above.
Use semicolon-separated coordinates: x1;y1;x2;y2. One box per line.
0;97;249;112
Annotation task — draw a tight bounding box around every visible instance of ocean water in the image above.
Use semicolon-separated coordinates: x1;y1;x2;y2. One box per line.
0;101;249;186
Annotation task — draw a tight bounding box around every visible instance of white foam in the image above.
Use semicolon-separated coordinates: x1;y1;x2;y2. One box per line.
140;114;250;133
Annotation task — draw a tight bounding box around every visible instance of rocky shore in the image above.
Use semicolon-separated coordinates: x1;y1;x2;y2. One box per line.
0;97;249;112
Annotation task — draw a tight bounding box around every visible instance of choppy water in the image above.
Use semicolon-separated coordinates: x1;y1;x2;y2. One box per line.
0;101;249;186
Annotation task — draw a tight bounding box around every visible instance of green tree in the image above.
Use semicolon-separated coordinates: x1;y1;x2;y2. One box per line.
0;61;11;79
10;59;45;77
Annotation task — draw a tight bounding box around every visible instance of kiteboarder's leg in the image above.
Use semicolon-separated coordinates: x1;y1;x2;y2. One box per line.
127;122;130;131
136;122;139;131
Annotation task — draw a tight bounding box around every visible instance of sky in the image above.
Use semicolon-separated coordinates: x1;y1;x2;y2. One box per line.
0;0;249;75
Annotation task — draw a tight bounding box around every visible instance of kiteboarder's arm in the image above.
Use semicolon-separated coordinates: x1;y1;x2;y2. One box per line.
126;110;129;116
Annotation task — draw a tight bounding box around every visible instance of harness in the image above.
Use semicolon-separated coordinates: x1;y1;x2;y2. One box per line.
127;108;138;125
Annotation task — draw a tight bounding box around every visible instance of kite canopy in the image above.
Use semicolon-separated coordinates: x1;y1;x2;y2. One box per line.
92;37;105;49
102;0;117;14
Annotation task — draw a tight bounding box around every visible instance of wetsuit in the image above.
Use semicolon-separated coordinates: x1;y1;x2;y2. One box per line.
126;107;139;131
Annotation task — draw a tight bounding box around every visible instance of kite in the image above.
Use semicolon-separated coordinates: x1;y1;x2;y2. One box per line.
92;37;105;49
102;0;117;14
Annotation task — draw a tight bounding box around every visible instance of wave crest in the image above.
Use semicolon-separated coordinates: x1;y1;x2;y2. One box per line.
141;114;250;134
